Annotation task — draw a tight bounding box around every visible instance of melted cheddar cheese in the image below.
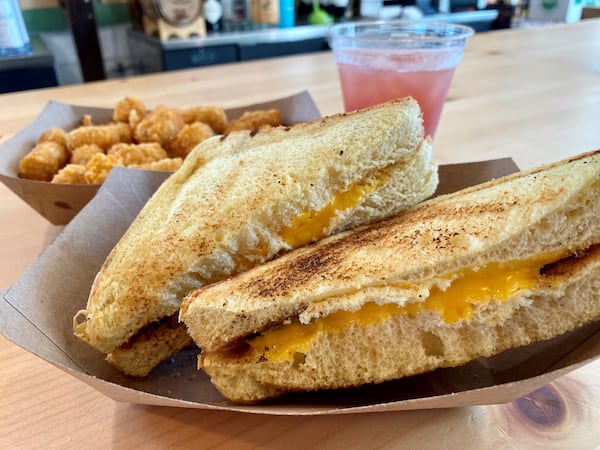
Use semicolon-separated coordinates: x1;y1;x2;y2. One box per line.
226;179;379;278
248;254;562;362
279;182;376;248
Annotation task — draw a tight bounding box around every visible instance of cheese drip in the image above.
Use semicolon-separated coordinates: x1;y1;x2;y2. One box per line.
229;183;372;275
248;255;561;363
279;181;377;248
228;180;380;274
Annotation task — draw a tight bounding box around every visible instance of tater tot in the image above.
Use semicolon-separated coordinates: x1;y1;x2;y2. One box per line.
65;122;132;152
113;96;146;124
133;105;185;156
132;157;183;172
17;99;284;186
70;144;104;165
84;153;124;184
182;106;228;134
171;122;214;158
224;109;282;133
38;127;67;146
107;142;168;166
18;141;70;181
82;114;93;126
51;164;87;184
128;109;142;130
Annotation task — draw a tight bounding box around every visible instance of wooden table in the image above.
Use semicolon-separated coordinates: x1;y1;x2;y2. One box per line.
1;19;600;448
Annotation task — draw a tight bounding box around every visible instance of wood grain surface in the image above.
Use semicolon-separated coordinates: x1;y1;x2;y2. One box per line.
1;19;600;449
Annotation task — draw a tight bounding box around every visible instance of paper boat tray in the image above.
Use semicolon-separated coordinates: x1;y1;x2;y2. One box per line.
1;153;599;415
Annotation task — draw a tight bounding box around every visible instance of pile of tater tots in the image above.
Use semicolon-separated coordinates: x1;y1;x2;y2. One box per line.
18;97;283;184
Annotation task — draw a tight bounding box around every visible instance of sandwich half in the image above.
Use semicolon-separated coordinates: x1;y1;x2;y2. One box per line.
180;150;600;403
73;97;438;376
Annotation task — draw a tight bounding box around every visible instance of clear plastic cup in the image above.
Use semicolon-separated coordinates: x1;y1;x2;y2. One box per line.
328;21;474;137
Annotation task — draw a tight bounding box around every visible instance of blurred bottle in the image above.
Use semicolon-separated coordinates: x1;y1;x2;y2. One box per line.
0;0;31;57
250;0;279;27
204;0;224;32
222;0;251;30
279;0;295;27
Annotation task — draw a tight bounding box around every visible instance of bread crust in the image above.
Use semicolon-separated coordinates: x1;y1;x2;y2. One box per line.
106;315;192;377
74;98;437;373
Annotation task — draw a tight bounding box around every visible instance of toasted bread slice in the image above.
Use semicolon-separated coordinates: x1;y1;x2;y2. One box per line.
74;97;438;376
199;248;600;403
180;150;600;403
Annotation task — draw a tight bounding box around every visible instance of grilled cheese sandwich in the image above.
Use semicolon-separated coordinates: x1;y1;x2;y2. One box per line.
180;150;600;403
74;97;438;376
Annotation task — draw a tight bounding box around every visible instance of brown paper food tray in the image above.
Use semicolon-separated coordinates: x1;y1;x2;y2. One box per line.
1;158;599;415
0;91;321;225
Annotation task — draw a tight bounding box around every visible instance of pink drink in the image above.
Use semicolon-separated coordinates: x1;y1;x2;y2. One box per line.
337;61;456;137
329;22;473;138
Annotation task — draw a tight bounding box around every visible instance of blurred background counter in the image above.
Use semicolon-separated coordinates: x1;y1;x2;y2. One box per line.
1;0;599;94
0;35;57;93
127;10;498;73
